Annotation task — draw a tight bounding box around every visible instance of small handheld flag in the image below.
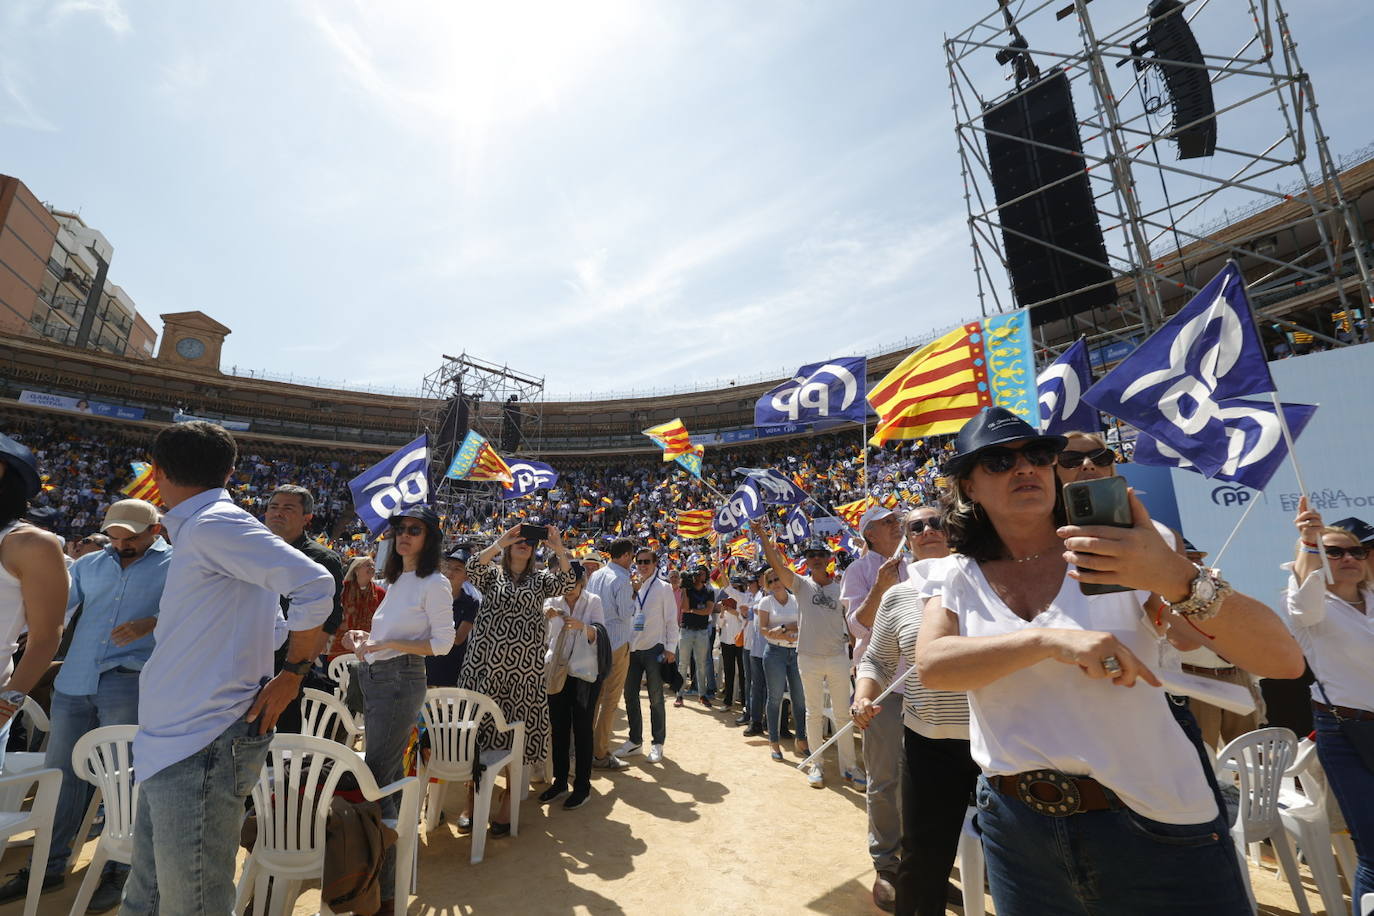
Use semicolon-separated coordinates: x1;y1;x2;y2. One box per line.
122;462;161;505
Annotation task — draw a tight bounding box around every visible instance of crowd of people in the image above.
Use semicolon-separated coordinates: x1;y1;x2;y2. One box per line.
0;405;1371;916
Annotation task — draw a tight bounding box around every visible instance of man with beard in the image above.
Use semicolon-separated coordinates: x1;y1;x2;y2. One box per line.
0;499;171;912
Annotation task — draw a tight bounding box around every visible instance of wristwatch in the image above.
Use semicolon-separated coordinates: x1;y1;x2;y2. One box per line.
1165;565;1234;622
280;659;312;677
0;689;27;708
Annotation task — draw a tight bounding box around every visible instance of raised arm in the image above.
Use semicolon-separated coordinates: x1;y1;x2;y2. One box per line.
752;519;795;590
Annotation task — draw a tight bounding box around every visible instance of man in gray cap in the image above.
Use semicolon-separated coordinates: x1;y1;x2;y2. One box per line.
0;499;171;910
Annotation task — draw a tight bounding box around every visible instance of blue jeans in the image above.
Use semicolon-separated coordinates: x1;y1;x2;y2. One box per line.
747;651;766;727
975;774;1250;915
676;629;710;698
46;670;142;876
763;644;806;744
624;646;666;746
359;654;427;901
121;718;272;915
1314;707;1374;913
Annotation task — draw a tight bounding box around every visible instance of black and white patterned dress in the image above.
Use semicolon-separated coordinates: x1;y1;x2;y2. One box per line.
458;560;574;765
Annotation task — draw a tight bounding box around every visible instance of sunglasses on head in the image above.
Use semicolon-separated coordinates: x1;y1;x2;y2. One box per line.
975;442;1061;474
1325;545;1369;560
392;523;425;537
907;517;943;534
1056;447;1115;469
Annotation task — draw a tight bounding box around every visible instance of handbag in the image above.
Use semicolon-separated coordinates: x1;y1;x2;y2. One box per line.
1314;679;1374;775
568;633;598;683
545;624;572;695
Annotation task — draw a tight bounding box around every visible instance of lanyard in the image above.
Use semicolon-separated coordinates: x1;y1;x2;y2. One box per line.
636;577;656;611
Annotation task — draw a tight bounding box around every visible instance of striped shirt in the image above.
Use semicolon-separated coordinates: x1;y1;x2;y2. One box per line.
856;575;969;740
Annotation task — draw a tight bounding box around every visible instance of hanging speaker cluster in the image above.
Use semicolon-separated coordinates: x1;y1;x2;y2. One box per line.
1133;0;1218;160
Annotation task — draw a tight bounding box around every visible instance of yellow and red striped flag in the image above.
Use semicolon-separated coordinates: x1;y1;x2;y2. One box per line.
676;509;713;540
881;493;899;510
445;431;514;485
867;312;1036;445
642;418;695;460
835;496;874;532
122;462;161;505
727;536;758;561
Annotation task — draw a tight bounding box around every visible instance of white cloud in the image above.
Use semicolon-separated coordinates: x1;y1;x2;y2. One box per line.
49;0;132;35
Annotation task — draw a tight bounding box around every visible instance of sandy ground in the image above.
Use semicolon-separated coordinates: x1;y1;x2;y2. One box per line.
0;696;1349;915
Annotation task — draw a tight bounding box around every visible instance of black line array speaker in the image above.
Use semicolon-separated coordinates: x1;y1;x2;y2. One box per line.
982;70;1116;327
1141;0;1217;160
436;395;469;457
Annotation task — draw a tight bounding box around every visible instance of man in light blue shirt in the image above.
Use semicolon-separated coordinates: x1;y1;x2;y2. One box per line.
122;422;333;916
587;537;636;769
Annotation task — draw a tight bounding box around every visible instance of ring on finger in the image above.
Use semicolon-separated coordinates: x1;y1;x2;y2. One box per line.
1101;654;1123;677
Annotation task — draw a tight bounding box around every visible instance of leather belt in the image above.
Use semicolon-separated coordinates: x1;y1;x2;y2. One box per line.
1182;663;1239;677
1313;700;1374;722
991;771;1118;817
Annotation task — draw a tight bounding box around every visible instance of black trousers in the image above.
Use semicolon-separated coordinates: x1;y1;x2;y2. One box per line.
549;679;601;793
720;644;746;705
897;728;980;916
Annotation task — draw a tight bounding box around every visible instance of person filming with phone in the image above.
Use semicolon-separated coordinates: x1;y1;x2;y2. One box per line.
915;408;1302;915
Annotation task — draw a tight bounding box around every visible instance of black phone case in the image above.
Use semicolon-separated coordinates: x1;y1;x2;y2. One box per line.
1063;477;1133;595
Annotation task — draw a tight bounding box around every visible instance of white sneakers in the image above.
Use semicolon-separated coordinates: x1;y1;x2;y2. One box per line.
807;765;825;789
647;744;664;763
614;741;641;758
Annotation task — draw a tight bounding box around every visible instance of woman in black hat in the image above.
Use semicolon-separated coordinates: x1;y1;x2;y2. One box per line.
914;408;1302;915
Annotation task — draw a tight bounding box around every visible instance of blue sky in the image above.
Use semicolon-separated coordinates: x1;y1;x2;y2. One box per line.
3;1;1369;397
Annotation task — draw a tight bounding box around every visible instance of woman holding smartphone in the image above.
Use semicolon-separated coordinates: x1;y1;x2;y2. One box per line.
459;522;574;833
914;408;1302;915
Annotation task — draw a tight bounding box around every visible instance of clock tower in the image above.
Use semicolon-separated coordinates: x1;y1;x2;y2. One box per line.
156;311;231;373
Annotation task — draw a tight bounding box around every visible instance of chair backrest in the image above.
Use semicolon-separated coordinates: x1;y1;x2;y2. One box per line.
71;725;139;845
419;688;509;781
327;656;352;700
1216;726;1299;835
299;688;361;745
17;697;50;752
249;734;372;859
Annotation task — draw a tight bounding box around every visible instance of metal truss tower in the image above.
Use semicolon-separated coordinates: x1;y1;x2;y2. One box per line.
946;0;1374;360
417;353;545;543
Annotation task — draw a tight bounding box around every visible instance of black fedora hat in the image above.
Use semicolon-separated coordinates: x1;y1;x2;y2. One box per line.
389;504;440;529
1330;517;1374;546
942;408;1067;478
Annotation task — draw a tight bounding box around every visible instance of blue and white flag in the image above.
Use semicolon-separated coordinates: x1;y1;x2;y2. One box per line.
777;506;811;545
1037;338;1098;435
712;480;765;535
1134;399;1317;491
501;460;559;500
349;434;430;535
733;467;807;506
755;357;869;425
1084;262;1275;477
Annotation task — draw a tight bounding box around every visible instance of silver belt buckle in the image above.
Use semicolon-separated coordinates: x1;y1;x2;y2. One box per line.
1014;769;1082;817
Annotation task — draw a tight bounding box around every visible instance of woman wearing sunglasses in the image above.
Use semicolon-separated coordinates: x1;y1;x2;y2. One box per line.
342;505;454;916
757;566;808;762
1284;497;1374;910
915;408;1302;915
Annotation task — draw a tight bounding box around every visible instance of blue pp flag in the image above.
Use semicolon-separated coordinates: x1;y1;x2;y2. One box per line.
1133;399;1317;491
733;467;807;506
501;460;559;500
777;506;811;545
348;435;430;535
1084;262;1275;477
712;481;764;535
1037;338;1099;435
756;357;869;426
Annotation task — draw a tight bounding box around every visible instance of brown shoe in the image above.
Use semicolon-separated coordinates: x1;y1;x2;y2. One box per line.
872;874;896;912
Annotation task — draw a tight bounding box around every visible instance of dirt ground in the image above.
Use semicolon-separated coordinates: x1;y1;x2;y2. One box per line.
0;697;1346;915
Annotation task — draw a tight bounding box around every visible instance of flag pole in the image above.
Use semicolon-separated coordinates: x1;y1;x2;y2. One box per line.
796;665;918;773
861;423;868;493
1270;391;1333;583
1207;493;1261;571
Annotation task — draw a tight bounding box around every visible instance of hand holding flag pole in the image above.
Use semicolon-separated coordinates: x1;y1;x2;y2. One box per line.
796;666;919;774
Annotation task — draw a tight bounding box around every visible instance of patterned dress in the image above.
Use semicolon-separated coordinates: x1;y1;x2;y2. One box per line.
458;560;574;765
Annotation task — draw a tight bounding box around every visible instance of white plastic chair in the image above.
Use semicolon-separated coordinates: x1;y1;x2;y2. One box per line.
1278;737;1351;916
234;733;421;916
0;699;58;840
299;687;363;748
0;767;61;916
327;656;353;703
1361;891;1373;916
1215;727;1310;916
955;806;985;916
67;726;138;916
418;688;525;864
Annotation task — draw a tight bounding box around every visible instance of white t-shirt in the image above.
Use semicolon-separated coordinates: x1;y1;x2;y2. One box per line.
790;575;848;658
1282;565;1374;711
925;554;1217;825
368;570;456;662
758;592;800;648
717;587;749;647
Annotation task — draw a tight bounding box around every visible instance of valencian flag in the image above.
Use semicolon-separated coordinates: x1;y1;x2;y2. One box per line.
445;430;514;485
642;418;695;459
868;310;1039;445
835;496;874;532
676;509;713;540
673;443;704;479
122;461;161;505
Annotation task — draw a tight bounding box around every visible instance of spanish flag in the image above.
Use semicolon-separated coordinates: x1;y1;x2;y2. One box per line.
835;496;874;532
122;462;161;505
675;509;713;540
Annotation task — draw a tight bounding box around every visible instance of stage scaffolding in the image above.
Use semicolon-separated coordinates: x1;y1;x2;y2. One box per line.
947;0;1374;359
417;353;545;543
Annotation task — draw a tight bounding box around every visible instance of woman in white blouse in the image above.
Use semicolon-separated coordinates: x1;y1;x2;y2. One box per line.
758;569;808;762
915;408;1302;915
1285;497;1374;910
540;561;604;810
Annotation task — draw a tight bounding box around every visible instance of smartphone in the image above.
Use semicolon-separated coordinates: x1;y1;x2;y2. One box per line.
520;524;549;543
1063;476;1132;595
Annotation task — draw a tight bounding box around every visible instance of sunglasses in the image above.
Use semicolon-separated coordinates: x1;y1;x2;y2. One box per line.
79;537;100;545
392;523;425;537
1056;448;1115;469
635;558;655;565
1325;545;1369;560
907;517;944;534
975;442;1061;474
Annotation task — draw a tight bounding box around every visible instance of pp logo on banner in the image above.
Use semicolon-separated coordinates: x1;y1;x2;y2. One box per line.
504;460;559;498
1210;485;1254;507
364;445;428;520
713;482;763;534
756;357;868;425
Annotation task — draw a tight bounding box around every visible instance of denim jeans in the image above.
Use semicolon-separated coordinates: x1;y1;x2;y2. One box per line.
1314;706;1374;912
747;651;767;727
46;670;142;877
676;629;710;698
121;718;272;915
763;644;806;744
623;645;666;746
358;654;427;901
974;774;1250;915
864;696;905;877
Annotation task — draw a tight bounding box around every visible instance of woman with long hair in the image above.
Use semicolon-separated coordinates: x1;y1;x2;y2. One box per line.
327;556;384;660
540;561;604;810
915;408;1303;915
342;505;453;916
1285;497;1374;910
458;523;573;833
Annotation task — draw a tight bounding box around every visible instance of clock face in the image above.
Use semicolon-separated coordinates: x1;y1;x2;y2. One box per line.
175;337;206;360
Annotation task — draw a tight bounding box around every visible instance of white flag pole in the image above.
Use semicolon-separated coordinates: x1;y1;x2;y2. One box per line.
796;665;918;773
1269;391;1333;583
1208;493;1261;570
862;423;869;493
